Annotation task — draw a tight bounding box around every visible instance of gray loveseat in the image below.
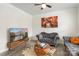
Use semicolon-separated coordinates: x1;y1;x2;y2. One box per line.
63;36;79;56
36;32;60;47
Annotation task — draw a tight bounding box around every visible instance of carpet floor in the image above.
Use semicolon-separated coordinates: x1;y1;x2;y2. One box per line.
0;38;67;56
1;44;66;56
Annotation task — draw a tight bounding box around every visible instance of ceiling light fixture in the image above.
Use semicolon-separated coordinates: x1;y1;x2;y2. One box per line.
41;3;46;9
34;3;52;10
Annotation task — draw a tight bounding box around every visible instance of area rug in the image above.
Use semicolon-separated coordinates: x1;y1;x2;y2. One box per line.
22;47;56;56
22;47;36;56
48;47;56;56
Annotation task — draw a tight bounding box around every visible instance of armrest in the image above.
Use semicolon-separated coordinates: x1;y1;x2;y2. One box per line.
36;35;39;40
63;36;70;42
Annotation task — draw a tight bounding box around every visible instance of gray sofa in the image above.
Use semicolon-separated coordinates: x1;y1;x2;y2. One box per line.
36;32;60;47
63;36;79;56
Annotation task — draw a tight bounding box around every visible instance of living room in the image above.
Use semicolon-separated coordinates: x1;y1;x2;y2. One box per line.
0;3;79;56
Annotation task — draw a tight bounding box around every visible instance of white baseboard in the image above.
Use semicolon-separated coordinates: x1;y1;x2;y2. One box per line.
0;48;8;54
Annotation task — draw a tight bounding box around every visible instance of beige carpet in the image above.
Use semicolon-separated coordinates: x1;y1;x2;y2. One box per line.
22;47;36;56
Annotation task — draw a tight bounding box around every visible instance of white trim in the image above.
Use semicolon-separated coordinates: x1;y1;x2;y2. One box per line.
0;48;8;54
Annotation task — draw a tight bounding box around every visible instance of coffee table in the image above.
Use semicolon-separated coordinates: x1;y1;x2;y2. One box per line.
34;42;56;56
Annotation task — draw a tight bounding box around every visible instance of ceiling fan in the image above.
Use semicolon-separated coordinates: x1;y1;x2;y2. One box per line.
34;3;52;10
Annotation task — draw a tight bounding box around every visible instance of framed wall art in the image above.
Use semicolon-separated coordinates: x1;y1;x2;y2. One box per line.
41;16;58;28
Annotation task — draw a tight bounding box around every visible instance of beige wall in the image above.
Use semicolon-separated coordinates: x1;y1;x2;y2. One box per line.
0;4;33;53
32;8;78;39
77;7;79;34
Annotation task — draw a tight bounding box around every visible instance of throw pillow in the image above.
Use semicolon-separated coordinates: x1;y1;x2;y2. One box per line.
69;37;79;45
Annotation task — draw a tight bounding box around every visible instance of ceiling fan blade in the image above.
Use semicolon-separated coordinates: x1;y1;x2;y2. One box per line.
34;4;41;6
46;5;52;8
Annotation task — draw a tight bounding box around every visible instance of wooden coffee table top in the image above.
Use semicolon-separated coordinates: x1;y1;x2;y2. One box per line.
34;42;56;56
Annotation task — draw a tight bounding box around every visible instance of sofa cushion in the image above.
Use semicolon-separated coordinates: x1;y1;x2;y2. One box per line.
39;38;54;44
69;37;79;45
42;33;50;38
39;34;43;39
39;38;48;43
50;33;58;39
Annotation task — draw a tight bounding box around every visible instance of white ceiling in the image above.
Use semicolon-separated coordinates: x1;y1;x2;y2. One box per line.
11;3;79;15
